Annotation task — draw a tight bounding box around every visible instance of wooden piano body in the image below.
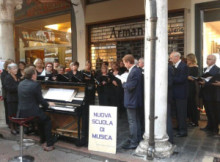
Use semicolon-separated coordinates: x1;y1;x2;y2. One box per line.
40;81;86;145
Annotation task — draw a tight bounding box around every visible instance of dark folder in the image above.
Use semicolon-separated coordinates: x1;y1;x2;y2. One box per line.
56;74;69;82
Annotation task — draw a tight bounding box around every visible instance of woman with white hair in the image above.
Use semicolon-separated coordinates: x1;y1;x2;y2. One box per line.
4;63;19;135
33;58;45;76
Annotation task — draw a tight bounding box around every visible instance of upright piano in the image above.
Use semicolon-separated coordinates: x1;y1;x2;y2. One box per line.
40;81;86;146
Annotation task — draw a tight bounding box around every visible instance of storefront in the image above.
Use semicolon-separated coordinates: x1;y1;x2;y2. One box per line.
195;1;220;69
88;10;185;70
14;0;74;68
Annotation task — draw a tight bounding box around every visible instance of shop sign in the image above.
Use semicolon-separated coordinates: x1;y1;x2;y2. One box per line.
88;105;117;154
90;21;145;43
110;27;144;39
22;31;55;43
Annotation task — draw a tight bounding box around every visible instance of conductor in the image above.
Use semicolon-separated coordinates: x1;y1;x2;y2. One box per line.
17;66;55;151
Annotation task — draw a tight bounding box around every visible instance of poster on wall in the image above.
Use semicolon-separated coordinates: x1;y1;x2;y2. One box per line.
88;105;117;154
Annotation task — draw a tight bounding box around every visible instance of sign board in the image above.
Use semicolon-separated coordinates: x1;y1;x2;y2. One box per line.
88;105;117;154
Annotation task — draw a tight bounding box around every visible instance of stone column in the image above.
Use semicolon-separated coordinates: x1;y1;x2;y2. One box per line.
135;0;174;158
0;0;22;127
71;0;86;69
0;0;22;60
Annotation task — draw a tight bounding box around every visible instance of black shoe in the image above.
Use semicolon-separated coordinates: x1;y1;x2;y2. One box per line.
122;144;137;149
200;127;212;132
11;130;17;135
173;127;179;131
175;133;187;137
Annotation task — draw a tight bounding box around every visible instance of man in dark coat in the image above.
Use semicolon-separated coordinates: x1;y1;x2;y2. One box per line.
17;66;55;151
122;54;143;149
200;54;219;134
167;64;174;143
169;52;188;137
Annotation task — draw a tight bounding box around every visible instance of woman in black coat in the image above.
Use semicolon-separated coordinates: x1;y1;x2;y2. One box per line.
1;59;14;125
186;53;199;127
4;63;19;134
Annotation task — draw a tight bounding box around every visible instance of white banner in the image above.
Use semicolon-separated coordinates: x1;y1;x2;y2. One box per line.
88;105;117;154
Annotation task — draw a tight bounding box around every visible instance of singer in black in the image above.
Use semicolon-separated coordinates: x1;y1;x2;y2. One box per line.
97;65;114;106
108;62;124;114
67;61;82;82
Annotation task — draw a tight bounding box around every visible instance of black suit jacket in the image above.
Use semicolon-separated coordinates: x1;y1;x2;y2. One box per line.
17;79;49;118
172;61;188;100
4;74;19;102
168;65;173;103
201;65;219;101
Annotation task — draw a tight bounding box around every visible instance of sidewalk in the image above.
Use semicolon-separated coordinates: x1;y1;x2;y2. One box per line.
1;116;220;162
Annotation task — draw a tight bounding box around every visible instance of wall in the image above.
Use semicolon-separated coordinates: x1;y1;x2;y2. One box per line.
85;0;145;24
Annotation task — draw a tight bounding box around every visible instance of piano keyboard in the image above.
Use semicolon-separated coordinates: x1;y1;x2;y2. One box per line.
49;106;76;112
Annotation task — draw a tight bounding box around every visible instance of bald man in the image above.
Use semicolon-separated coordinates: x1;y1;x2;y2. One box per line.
169;52;188;137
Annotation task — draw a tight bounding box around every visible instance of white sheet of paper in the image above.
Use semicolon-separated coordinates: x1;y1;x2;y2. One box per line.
204;76;212;82
115;72;129;83
44;88;75;102
40;69;46;76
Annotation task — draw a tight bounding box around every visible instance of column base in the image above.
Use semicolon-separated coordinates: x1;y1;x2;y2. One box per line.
134;137;175;159
0;101;7;128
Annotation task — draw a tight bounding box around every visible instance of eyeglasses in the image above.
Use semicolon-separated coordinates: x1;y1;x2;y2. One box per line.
47;66;52;67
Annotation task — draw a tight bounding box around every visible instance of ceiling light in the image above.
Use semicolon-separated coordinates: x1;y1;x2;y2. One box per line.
67;28;71;33
45;24;59;30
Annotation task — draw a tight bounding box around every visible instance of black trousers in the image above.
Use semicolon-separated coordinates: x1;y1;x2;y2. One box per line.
203;101;214;130
4;98;9;125
174;99;187;134
187;95;199;125
37;111;53;147
167;103;173;143
212;102;220;132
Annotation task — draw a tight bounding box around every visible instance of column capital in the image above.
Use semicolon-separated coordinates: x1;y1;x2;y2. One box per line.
0;0;23;22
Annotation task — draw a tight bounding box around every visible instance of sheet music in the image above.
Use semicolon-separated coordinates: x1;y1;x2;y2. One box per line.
44;88;75;102
75;91;85;98
116;72;129;83
40;69;46;76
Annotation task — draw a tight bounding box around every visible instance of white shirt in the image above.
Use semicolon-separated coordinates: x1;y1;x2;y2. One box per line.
129;65;135;73
174;60;181;68
204;64;215;73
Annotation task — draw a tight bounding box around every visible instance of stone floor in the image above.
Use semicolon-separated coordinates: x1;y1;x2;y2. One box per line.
1;111;220;162
0;138;105;162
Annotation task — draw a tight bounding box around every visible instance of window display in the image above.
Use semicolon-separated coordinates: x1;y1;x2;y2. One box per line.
15;13;72;68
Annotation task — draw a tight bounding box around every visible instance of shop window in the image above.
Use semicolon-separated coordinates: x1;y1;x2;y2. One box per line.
168;14;184;55
203;21;220;67
15;13;72;68
91;42;117;70
89;19;145;70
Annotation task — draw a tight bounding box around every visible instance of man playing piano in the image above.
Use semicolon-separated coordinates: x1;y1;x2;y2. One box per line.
17;66;56;151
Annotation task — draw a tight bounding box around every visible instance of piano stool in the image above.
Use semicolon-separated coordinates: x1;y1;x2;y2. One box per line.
8;116;36;162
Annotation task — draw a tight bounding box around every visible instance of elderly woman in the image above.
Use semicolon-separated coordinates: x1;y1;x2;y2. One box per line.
4;63;19;135
1;59;14;125
33;58;45;76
